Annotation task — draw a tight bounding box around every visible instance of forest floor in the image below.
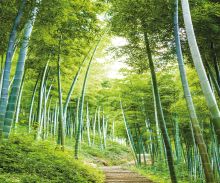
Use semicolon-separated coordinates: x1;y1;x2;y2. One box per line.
101;166;154;183
0;131;166;183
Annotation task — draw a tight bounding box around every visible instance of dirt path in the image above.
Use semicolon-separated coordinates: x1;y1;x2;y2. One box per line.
101;166;154;183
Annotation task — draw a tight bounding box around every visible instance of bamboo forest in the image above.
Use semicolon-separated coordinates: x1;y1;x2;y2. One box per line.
0;0;219;183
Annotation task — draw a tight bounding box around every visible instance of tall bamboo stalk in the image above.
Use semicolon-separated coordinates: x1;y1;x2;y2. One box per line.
86;102;91;146
174;1;215;181
141;22;177;182
28;72;40;133
0;0;27;139
3;0;41;139
92;108;97;145
75;36;103;159
120;100;138;164
181;0;220;143
57;35;65;150
205;62;220;98
14;72;25;125
63;49;92;117
211;42;220;87
37;61;49;126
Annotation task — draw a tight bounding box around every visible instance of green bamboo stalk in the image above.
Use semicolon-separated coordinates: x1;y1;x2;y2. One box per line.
63;48;92;118
145;118;154;165
141;23;177;182
112;120;115;141
211;42;220;87
0;70;4;98
3;0;41;139
98;106;103;148
92;108;97;145
102;111;106;149
14;80;24;125
103;116;108;149
28;73;40;133
120;100;138;164
43;86;47;139
86;102;91;146
0;0;27;138
53;102;58;136
75;98;80;137
75;36;104;159
181;0;220;144
57;35;65;151
37;86;46;139
14;69;26;126
37;60;49;127
152;80;164;161
75;37;102;159
174;1;215;181
205;62;220;98
173;114;182;163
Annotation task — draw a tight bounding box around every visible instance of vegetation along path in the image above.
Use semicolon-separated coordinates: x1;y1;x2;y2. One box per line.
102;166;153;183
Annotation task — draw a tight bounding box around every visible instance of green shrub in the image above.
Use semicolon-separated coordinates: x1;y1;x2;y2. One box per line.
0;135;104;183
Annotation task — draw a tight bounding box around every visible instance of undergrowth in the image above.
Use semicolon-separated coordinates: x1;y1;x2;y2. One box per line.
0;133;104;183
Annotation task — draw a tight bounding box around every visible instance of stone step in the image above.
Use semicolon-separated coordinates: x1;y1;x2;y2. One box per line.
104;171;135;173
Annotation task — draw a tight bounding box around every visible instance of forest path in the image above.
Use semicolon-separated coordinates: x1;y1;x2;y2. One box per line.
101;166;154;183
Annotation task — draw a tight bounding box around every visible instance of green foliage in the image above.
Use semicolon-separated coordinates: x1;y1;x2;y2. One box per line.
0;134;104;183
131;161;190;183
81;140;133;166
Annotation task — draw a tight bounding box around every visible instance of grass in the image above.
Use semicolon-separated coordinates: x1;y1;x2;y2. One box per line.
129;161;202;183
81;140;133;166
0;133;104;183
65;134;134;166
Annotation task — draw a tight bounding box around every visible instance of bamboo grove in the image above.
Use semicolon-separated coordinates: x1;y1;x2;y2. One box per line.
0;0;219;183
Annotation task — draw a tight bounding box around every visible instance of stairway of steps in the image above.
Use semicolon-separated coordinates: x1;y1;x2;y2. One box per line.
101;166;154;183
